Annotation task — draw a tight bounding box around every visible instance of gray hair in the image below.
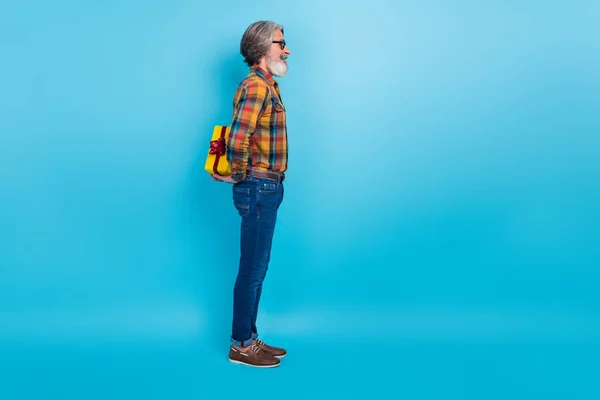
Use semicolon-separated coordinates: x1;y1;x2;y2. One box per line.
240;20;284;66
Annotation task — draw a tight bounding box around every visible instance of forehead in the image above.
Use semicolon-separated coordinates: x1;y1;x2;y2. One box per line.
273;29;284;40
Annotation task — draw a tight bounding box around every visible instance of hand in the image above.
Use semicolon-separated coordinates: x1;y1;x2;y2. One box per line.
211;174;237;184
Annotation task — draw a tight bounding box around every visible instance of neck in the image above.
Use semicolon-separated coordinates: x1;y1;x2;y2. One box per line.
256;60;269;74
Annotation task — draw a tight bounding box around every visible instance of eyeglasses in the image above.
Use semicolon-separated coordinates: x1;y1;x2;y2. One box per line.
272;40;286;50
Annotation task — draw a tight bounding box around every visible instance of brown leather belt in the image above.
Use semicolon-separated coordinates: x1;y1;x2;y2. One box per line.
246;168;285;183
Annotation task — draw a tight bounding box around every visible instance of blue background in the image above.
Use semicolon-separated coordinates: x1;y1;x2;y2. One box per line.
1;0;599;398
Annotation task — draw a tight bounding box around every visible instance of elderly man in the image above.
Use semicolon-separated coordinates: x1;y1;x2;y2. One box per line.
211;20;291;368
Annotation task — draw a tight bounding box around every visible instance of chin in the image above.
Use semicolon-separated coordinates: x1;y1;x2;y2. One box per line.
267;60;288;77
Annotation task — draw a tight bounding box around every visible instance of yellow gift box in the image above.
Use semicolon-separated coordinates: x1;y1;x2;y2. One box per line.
204;125;231;176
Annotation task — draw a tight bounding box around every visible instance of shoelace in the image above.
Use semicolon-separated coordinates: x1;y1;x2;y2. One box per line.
250;344;261;354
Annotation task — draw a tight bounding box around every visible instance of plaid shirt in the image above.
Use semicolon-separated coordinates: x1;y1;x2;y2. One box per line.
226;66;288;182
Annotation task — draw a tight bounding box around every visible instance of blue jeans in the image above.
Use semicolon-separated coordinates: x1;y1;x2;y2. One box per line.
230;174;284;347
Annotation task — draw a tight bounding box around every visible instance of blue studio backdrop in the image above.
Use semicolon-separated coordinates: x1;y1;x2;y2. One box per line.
1;0;599;399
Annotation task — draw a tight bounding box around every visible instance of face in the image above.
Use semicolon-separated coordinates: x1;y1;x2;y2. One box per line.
266;29;290;77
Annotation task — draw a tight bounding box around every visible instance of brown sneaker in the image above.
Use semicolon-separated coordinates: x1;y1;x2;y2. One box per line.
228;344;280;368
254;339;287;358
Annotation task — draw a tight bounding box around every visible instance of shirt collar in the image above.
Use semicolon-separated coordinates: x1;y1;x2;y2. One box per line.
252;66;278;88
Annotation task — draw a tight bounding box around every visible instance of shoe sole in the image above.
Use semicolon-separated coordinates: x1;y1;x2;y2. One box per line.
274;354;286;359
228;358;280;368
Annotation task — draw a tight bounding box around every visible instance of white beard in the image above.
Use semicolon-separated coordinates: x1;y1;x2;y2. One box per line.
267;55;288;77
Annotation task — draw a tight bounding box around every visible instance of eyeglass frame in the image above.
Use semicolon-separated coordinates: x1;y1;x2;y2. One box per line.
272;40;286;50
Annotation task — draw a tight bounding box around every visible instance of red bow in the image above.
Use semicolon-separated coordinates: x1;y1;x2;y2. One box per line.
209;137;226;155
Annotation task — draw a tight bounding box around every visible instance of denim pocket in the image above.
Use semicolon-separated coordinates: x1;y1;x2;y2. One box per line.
232;186;250;217
258;181;278;194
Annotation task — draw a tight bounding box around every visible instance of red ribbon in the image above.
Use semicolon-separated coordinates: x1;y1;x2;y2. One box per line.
211;126;228;174
209;137;226;155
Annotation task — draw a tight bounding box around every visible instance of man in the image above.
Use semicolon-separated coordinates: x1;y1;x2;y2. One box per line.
211;20;290;368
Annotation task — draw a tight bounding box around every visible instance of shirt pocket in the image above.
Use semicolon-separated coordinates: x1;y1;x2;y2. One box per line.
271;96;285;113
